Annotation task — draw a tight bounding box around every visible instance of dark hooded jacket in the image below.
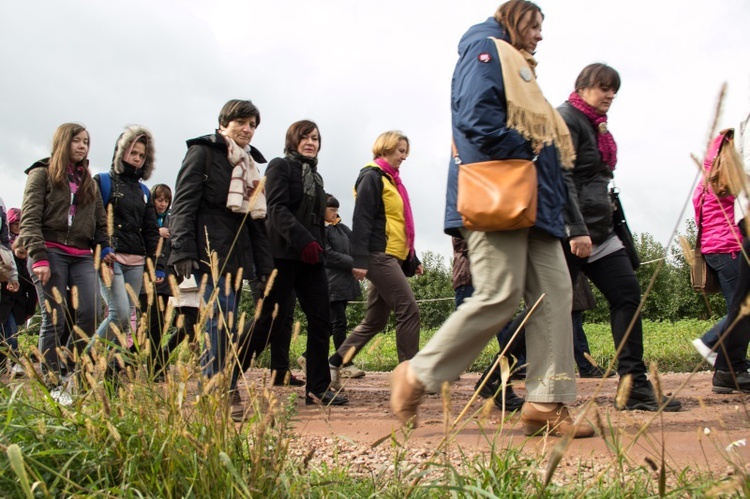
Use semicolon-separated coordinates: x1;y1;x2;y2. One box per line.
264;156;327;262
168;133;273;278
324;219;360;302
94;125;160;260
444;17;578;239
557;101;614;243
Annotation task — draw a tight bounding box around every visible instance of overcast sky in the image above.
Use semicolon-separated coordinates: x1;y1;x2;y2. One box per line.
1;0;748;264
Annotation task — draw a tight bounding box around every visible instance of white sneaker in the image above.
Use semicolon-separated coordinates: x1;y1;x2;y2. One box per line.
10;363;25;378
50;386;73;406
340;364;366;379
50;374;75;406
692;338;717;366
297;355;307;373
329;364;343;391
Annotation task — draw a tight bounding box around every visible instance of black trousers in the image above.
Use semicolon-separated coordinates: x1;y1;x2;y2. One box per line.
237;259;332;395
715;235;750;371
566;247;647;382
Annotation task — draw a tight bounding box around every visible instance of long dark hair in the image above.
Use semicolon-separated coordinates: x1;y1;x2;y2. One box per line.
49;123;97;206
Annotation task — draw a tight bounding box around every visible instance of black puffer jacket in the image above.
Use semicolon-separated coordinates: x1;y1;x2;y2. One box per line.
264;156;326;262
169;133;273;278
95;125;160;259
557;101;614;244
324;221;360;301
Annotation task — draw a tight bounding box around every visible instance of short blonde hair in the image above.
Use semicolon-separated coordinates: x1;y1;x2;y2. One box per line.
372;130;409;160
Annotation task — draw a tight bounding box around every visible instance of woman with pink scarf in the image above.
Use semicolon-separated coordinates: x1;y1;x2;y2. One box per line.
327;130;423;388
558;63;681;412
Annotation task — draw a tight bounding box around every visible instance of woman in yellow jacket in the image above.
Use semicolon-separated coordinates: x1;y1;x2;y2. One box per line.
327;131;422;386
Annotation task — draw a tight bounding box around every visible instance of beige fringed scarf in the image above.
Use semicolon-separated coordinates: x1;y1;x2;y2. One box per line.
221;132;266;218
492;38;575;169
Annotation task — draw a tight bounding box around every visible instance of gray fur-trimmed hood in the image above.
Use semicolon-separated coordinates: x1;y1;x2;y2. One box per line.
111;125;155;180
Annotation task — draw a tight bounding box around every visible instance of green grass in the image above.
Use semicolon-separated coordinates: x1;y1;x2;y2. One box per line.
264;318;714;374
2;318;743;497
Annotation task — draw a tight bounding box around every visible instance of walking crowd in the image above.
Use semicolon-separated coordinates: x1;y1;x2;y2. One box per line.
1;0;749;438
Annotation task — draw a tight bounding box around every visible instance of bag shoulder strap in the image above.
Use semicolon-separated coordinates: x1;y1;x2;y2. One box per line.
139;182;150;201
98;172;112;205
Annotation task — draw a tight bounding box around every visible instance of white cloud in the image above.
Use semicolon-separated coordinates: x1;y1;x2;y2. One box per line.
0;0;748;264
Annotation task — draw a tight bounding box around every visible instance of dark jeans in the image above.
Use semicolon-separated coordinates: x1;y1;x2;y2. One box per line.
715;236;750;371
299;300;350;363
330;300;348;351
31;251;99;375
572;310;594;371
163;306;199;357
0;314;18;369
238;259;332;395
567;247;647;382
270;292;296;373
139;293;170;372
197;271;242;390
701;252;740;347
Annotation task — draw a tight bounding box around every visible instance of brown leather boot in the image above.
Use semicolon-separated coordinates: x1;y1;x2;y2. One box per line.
520;402;595;438
390;361;425;427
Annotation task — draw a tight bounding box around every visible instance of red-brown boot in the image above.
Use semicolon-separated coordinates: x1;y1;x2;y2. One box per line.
390;361;425;427
520;402;595;438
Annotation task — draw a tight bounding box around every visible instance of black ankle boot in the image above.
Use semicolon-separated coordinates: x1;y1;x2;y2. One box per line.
305;389;349;406
493;385;525;412
615;379;681;412
713;370;750;394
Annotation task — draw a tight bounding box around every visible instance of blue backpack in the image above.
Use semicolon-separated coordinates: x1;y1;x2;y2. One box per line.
98;172;150;205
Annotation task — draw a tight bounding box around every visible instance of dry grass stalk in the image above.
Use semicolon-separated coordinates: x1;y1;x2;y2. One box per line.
264;269;278;298
224;273;232;298
704;83;726;155
234;267;243;292
615;374;633;410
70;285;79;311
291;321;301;344
101;265;113;288
125;283;138;312
168;274;180;300
143;274;154;307
649;362;664;402
342;346;357;366
679;236;695;267
51;286;63;305
253;298;264;320
94;243;102;270
107;204;114;238
146;257;156;283
441;381;452;436
366;336;384;355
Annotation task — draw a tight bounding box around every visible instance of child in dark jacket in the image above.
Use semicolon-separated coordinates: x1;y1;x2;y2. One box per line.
0;208;37;376
139;183;173;378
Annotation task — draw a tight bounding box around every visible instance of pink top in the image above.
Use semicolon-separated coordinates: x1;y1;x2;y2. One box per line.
45;241;92;257
693;132;742;255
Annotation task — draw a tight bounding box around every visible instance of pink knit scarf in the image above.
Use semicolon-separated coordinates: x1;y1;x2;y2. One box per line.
568;91;617;170
374;157;415;253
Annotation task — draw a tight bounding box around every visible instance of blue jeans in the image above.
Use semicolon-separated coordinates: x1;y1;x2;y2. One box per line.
701;253;740;348
93;262;144;344
198;272;241;390
31;250;99;374
0;314;18;367
454;284;475;309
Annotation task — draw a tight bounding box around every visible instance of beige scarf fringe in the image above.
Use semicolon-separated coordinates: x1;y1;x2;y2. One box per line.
492;38;575;169
220;132;267;218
